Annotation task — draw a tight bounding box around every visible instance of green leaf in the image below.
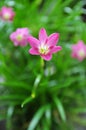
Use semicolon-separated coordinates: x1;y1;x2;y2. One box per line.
6;106;14;130
72;107;86;113
45;107;51;128
0;81;31;91
53;96;66;122
27;105;50;130
0;95;25;100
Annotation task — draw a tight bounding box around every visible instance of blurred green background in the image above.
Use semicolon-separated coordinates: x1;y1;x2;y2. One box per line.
0;0;86;130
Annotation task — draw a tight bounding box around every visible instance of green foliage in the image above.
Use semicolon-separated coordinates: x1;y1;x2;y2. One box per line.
0;0;86;130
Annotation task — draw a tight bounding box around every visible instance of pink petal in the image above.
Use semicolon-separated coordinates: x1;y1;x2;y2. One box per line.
40;54;52;61
50;46;62;53
47;33;59;47
71;52;77;58
10;32;16;41
16;28;29;34
39;28;47;42
14;42;19;46
77;57;84;61
20;41;27;46
78;40;85;47
28;36;39;48
29;48;39;55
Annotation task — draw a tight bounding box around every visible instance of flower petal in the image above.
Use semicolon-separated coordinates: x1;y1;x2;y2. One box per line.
50;46;62;53
40;54;52;61
71;52;77;58
14;42;19;46
47;33;59;47
0;11;1;16
39;28;47;42
28;36;39;48
29;48;39;55
78;41;85;47
77;57;84;61
10;32;16;41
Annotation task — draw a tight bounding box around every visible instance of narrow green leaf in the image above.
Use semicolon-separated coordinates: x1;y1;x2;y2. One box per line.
6;106;14;130
53;96;66;122
27;105;50;130
72;108;86;113
0;81;31;90
0;95;25;100
45;107;51;128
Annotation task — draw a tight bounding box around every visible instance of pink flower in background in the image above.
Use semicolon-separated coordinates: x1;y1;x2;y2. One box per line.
71;41;86;61
0;11;1;16
10;28;29;46
0;6;15;21
28;28;62;61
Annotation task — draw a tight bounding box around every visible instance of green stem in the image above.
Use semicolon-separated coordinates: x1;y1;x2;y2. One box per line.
41;58;45;68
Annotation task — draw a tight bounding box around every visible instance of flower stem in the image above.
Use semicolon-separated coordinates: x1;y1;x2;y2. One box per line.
41;58;45;68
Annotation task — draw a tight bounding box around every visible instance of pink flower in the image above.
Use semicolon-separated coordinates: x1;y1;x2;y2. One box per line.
10;28;29;46
0;11;1;16
28;28;62;61
0;6;15;21
71;41;86;61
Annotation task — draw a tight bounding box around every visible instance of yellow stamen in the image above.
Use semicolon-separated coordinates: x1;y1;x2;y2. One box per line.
78;50;85;57
16;35;22;41
4;13;10;20
39;44;49;54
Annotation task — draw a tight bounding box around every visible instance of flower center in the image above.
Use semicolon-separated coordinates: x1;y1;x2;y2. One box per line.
4;13;10;20
39;44;49;55
78;49;85;57
16;35;22;41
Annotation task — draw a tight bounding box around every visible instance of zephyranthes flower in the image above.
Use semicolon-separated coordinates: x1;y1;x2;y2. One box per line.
71;40;86;61
28;28;62;61
10;28;29;46
0;6;15;21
